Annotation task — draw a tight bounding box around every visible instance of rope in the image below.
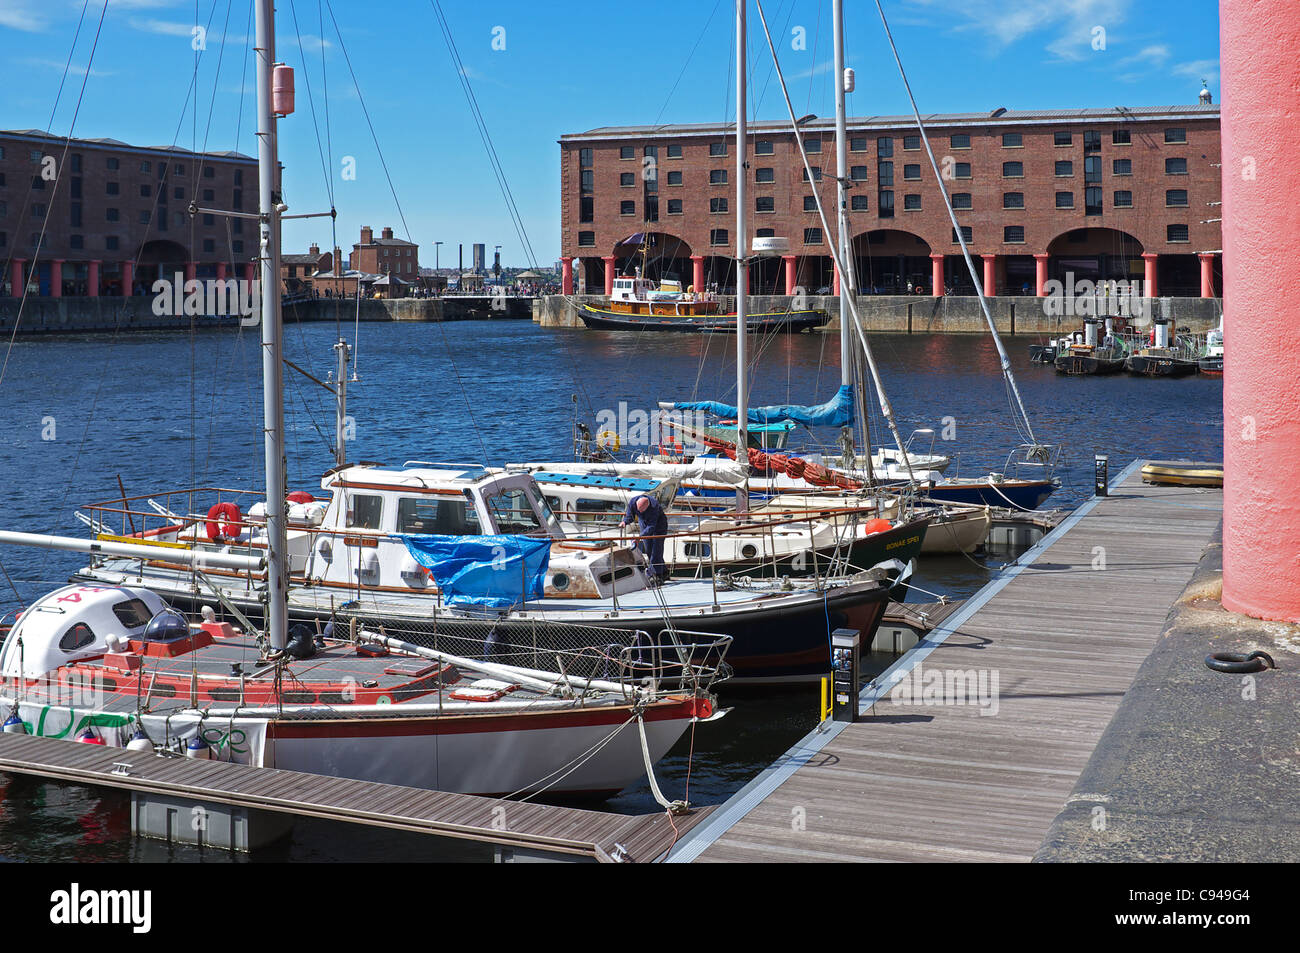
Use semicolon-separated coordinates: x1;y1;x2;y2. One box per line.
637;712;688;814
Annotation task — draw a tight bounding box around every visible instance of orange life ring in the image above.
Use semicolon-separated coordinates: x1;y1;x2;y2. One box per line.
206;502;243;541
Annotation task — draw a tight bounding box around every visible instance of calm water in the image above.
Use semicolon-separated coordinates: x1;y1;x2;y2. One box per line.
0;320;1223;861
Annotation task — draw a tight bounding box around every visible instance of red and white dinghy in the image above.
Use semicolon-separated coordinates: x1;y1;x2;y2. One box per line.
0;584;727;798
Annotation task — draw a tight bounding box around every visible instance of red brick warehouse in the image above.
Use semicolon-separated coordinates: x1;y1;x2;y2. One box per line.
557;101;1221;302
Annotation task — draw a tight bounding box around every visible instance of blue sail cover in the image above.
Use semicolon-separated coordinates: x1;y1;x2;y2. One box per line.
399;534;552;609
668;383;853;428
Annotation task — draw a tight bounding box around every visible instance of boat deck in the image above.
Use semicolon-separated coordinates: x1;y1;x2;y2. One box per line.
667;461;1224;862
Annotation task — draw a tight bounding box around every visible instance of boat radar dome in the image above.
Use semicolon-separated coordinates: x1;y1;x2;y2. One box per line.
143;608;189;643
752;236;791;257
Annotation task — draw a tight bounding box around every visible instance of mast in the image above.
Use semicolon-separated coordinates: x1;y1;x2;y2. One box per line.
833;0;851;387
333;337;351;467
255;0;289;651
733;0;749;511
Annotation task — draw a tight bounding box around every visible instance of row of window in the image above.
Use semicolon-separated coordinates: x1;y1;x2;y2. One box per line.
0;147;236;180
576;223;1194;248
0;233;249;254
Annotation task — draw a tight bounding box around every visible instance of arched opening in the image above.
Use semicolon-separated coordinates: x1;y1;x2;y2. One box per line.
852;229;932;295
611;231;692;286
136;239;191;288
1046;228;1144;286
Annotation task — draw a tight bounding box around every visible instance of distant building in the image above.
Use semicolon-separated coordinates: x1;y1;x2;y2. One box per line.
350;225;419;281
1;128;257;297
281;243;332;294
472;243;485;273
557;103;1222;299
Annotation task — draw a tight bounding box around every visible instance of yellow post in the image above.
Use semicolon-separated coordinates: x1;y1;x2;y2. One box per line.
820;677;830;722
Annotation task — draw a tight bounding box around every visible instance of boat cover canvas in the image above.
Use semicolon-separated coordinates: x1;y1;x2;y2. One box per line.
399;535;552;609
665;383;853;428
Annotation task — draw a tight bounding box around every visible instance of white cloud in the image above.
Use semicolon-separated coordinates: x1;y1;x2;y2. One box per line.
1172;58;1219;85
128;16;329;51
24;57;112;77
906;0;1132;62
0;0;47;32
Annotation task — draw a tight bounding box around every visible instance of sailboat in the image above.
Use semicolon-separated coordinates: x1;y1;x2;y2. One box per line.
0;0;726;797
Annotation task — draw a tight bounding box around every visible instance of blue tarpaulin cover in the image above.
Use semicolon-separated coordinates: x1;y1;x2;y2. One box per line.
399;534;552;609
668;383;853;428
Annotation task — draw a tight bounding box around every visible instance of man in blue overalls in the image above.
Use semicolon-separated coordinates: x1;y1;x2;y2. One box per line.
621;494;669;584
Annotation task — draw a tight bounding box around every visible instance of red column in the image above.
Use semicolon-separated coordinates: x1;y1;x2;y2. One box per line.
692;255;705;292
930;254;944;297
10;258;25;297
1142;253;1158;298
1198;252;1215;298
982;254;997;298
832;261;841;296
87;260;101;296
560;256;574;295
602;256;615;296
216;262;227;281
50;260;64;298
121;261;134;296
1034;254;1049;296
244;262;256;284
1222;0;1300;621
782;255;796;294
184;261;197;284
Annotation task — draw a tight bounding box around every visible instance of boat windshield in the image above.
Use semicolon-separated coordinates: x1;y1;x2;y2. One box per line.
484;489;545;535
396;497;481;535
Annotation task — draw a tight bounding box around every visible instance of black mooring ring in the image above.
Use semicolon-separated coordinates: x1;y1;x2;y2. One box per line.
1205;651;1277;674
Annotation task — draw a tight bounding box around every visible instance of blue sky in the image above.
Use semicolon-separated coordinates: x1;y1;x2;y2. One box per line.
0;0;1219;267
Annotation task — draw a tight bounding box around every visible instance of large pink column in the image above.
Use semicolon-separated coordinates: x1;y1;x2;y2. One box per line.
832;261;841;296
692;255;705;292
9;258;25;297
1221;0;1300;621
121;260;134;296
1198;252;1215;298
87;260;101;296
1142;252;1158;298
216;262;227;281
982;254;997;298
560;256;574;295
50;260;63;298
602;255;615;296
930;254;943;297
1034;253;1049;296
184;261;197;283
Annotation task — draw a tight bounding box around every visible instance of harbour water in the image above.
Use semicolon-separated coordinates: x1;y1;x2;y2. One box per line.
0;322;1224;861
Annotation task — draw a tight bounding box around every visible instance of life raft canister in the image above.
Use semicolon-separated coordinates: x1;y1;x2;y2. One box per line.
206;502;243;541
862;518;893;536
287;490;315;504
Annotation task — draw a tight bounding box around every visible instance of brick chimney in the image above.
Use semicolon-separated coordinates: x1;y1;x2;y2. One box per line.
309;243;320;257
381;226;394;240
333;246;343;275
360;226;373;245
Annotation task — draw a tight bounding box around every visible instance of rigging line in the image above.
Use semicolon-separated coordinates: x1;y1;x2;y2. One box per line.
286;0;335;202
0;0;110;390
870;0;1038;449
651;0;725;128
428;0;538;269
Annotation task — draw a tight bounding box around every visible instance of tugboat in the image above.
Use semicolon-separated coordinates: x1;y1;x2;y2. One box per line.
1125;316;1199;377
1198;321;1224;376
1054;318;1127;375
578;273;828;333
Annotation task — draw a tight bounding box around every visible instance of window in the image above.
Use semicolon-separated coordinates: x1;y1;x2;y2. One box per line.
234;169;243;185
659;198;678;215
710;197;729;213
756;228;775;237
878;190;894;218
951;133;971;149
1114;190;1133;208
1003;191;1024;209
803;227;823;244
850;194;869;211
1055;160;1073;177
803;195;817;211
1112;129;1131;145
953;162;971;179
1166;189;1189;207
710;228;729;245
173;164;185;175
579;196;594;223
850;136;867;152
903;194;921;211
803;138;821;154
175;186;185;200
902;164;920;180
577;231;595;246
709;169;728;185
106;208;119;222
1002;132;1023;148
485;490;543;535
755;140;774;155
202;238;214;252
902;135;920;151
877;161;893;186
1054;131;1073;146
755;195;774;212
70;203;81;227
851;165;869;181
106;157;120;170
709;142;728;157
620;200;635;215
877;137;894;157
1085;186;1103;216
951;225;973;243
619;146;634;159
580;169;594;193
1113;158;1132;175
70;234;83;249
1083;130;1101;153
620;172;634;187
59;623;96;652
397;497;480;535
1004;225;1025;243
952;192;973;210
1166;157;1188;175
667;144;682;158
755;167;775;183
348;494;384;530
138;210;151;223
105;236;118;250
104;181;119;195
1167;224;1190;243
1165;128;1187;144
231;239;242;253
1055;191;1074;209
202;165;214;178
1003;161;1023;177
801;167;823;182
667;170;682;185
139;184;151;197
579;147;593;167
139;161;150;173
